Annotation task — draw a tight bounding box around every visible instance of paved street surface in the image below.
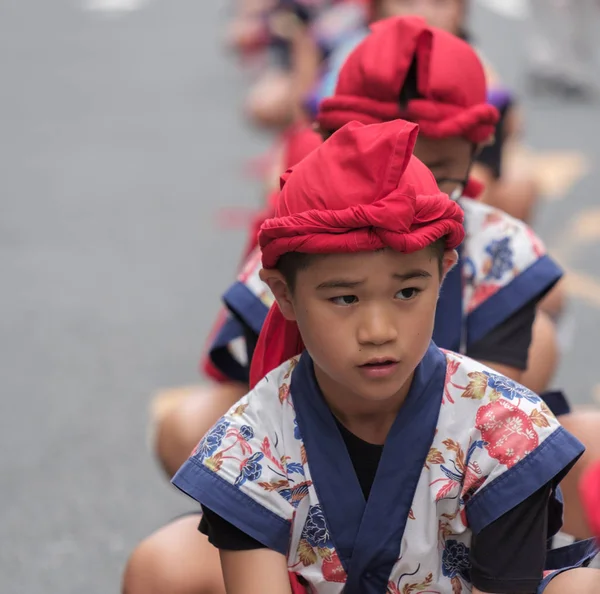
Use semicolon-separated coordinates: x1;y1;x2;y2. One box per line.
0;1;598;592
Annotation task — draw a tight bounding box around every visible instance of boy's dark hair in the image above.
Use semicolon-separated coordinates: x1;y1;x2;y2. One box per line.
277;237;447;292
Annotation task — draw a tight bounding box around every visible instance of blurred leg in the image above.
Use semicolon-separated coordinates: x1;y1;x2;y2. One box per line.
153;382;247;479
122;515;224;594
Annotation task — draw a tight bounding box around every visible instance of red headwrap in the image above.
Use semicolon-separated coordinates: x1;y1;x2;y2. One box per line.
241;125;323;263
249;119;464;388
317;16;498;144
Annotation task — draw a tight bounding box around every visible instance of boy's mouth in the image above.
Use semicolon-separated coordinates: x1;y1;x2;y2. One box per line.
358;357;399;378
360;357;398;367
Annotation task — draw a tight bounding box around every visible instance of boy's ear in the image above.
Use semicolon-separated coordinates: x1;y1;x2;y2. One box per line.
441;249;459;280
259;268;297;322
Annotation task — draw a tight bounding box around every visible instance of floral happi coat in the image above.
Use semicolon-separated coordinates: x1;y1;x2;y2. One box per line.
174;344;586;594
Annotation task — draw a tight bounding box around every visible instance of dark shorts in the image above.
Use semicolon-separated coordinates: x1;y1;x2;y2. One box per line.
540;391;572;417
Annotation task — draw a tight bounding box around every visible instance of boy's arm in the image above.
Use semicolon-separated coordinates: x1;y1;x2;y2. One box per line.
220;548;292;594
468;483;552;594
467;299;537;384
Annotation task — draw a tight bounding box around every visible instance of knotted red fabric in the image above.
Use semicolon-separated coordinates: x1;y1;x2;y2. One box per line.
249;119;464;389
241;125;323;262
317;16;499;145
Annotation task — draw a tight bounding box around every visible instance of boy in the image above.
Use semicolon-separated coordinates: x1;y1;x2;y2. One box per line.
312;0;540;225
120;19;592;594
224;17;560;414
173;118;598;593
213;16;600;539
229;17;600;538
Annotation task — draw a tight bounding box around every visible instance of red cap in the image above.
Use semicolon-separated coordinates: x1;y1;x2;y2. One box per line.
250;119;464;387
282;124;322;171
317;16;498;144
260;118;464;269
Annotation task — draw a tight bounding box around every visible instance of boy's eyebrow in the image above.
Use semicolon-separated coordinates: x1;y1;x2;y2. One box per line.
316;270;432;290
393;270;432;281
316;279;365;290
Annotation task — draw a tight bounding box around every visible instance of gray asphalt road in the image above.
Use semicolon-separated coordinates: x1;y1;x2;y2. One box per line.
1;2;598;592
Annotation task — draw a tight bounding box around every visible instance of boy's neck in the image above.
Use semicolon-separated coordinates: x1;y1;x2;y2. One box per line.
313;365;414;446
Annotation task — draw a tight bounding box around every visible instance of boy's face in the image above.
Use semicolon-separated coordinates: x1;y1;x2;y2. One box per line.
413;135;474;199
374;0;464;35
262;247;456;407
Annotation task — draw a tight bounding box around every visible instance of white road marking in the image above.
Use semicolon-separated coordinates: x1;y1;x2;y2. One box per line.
475;0;530;20
83;0;149;13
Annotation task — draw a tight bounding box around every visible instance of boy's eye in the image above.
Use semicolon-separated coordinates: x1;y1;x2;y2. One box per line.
396;287;420;300
330;295;358;306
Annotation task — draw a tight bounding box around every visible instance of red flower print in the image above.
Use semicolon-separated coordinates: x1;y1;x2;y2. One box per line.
322;550;346;583
525;226;545;258
461;468;486;505
476;400;539;468
483;212;504;228
468;282;501;313
443;358;462;404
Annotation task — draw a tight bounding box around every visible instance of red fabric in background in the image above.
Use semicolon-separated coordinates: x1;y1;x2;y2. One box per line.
317;16;498;144
580;460;600;539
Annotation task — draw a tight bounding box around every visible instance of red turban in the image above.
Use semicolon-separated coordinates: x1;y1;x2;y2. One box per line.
249;118;464;388
241;125;322;262
317;16;499;144
282;124;322;172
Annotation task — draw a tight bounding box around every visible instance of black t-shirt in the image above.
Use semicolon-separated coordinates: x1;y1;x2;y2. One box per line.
466;298;536;370
199;417;551;593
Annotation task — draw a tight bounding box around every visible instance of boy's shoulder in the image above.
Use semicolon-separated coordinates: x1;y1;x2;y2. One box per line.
431;349;579;536
440;349;557;429
178;356;306;536
217;357;302;436
460;197;546;258
459;198;557;315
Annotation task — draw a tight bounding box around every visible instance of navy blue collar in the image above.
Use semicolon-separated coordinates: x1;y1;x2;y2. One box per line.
291;343;448;594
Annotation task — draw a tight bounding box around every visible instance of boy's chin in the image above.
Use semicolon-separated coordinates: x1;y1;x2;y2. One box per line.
350;377;411;403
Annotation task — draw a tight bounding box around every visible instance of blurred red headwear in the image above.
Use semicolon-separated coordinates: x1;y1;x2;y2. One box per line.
249;119;464;388
202;125;321;383
580;460;600;539
317;16;498;144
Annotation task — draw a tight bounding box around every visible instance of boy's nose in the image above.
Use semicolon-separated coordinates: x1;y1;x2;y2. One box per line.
357;307;398;346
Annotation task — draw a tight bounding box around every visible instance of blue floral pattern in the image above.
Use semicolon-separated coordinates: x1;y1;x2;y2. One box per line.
234;452;264;487
302;505;332;548
293;417;301;440
239;425;254;441
484;237;513;280
442;540;471;581
486;372;540;404
194;419;230;461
